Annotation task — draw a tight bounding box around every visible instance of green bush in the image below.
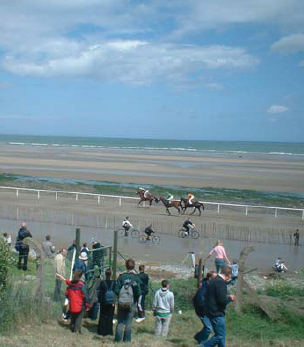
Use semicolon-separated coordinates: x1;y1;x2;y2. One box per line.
0;239;15;293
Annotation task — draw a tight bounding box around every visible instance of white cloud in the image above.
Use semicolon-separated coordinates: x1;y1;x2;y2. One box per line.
1;40;259;85
266;105;289;114
271;33;304;53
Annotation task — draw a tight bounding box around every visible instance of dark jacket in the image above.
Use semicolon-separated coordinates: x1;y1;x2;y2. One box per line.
65;280;90;313
205;275;232;318
138;272;149;296
114;271;141;303
15;227;32;250
193;278;209;317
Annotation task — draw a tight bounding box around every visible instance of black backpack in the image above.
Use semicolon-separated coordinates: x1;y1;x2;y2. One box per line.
192;285;206;317
103;281;115;305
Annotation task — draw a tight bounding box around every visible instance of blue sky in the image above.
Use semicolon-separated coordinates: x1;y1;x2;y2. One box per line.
0;0;304;141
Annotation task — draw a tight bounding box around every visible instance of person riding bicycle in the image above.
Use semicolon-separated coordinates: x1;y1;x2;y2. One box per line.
144;224;154;240
122;217;133;236
183;217;195;236
187;192;195;206
166;192;174;203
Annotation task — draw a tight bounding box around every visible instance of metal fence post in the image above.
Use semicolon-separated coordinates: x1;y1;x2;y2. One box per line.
76;228;81;259
113;229;118;280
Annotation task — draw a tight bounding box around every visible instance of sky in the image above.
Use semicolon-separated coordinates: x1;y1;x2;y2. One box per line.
0;0;304;141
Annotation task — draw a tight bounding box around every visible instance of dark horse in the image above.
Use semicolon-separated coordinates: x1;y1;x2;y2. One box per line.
180;197;205;216
137;190;157;206
155;196;182;215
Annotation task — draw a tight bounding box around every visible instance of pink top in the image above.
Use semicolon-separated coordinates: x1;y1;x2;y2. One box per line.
209;245;228;260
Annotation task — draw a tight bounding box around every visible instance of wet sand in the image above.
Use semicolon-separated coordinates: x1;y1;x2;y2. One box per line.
0;144;304;193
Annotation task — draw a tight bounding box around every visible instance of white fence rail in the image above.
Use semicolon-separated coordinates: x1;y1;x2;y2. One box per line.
0;185;303;220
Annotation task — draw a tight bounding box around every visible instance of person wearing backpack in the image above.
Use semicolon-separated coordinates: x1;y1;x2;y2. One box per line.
114;258;141;343
152;280;174;338
98;268;116;336
193;272;216;344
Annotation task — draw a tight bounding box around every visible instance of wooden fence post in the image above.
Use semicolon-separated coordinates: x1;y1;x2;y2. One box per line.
235;245;255;313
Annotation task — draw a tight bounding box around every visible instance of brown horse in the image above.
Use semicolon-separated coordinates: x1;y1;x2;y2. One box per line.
137;190;157;206
155;196;182;215
180;197;205;216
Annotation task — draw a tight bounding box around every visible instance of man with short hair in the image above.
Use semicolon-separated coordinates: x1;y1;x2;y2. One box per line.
201;266;235;347
53;248;67;301
152;279;174;338
16;222;32;271
42;235;55;259
136;264;149;322
114;258;141;343
183;217;195;236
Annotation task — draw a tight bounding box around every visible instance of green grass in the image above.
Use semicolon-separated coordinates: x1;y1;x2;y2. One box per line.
265;283;304;299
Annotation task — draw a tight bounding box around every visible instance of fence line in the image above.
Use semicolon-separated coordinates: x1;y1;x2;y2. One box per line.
0;185;303;220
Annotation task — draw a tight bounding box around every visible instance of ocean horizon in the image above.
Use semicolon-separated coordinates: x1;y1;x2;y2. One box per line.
1;134;304;156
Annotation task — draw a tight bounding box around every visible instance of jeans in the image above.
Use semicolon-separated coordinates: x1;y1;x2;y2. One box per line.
200;316;226;347
194;316;213;343
114;303;136;342
70;311;83;333
215;259;226;274
138;294;146;318
155;315;172;338
18;244;29;270
53;279;62;302
98;304;115;336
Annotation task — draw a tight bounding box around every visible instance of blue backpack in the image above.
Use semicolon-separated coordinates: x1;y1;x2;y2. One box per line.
104;281;115;305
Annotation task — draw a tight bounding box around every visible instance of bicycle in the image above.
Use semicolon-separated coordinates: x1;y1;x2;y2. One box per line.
177;228;200;239
118;228;139;238
139;233;161;245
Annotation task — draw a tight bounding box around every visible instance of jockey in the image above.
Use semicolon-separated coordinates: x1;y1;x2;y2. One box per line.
166;192;174;202
139;187;149;197
187;192;195;205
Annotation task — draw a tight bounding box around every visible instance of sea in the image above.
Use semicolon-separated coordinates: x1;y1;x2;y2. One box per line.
0;134;304;157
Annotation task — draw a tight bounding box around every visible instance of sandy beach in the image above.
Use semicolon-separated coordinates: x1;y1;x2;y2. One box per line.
0;144;304;193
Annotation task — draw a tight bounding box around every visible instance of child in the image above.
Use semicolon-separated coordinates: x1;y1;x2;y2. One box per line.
65;270;90;333
152;280;174;338
230;260;238;285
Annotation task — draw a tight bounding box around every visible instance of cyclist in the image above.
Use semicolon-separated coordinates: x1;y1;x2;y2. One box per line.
183;217;195;237
187;192;195;206
166;192;174;203
122;217;133;236
144;224;154;240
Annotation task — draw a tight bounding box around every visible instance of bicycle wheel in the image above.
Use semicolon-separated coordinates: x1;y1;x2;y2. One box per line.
131;229;139;238
178;229;185;238
139;235;147;244
191;230;200;239
152;235;160;244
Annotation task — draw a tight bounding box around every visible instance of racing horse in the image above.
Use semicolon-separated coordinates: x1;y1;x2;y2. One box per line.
137;190;157;207
155;196;182;215
180;197;205;216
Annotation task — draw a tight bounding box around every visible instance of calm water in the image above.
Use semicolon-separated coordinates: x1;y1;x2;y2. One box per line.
2;218;302;272
1;134;304;156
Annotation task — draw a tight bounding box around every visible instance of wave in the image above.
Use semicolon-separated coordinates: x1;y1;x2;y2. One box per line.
3;140;304;156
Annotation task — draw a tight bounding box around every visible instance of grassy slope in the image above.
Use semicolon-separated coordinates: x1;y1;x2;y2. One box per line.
1;256;304;346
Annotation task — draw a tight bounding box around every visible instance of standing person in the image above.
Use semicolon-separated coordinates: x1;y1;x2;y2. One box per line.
294;229;300;246
122;217;133;236
152;280;174;338
67;239;77;261
73;252;88;282
136;264;149;322
92;240;104;268
205;240;230;274
98;268;116;336
193;272;217;344
65;270;90;333
53;248;67;302
16;222;32;271
183;217;195;236
114;258;141;343
202;266;235;347
80;243;90;254
42;235;55;259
